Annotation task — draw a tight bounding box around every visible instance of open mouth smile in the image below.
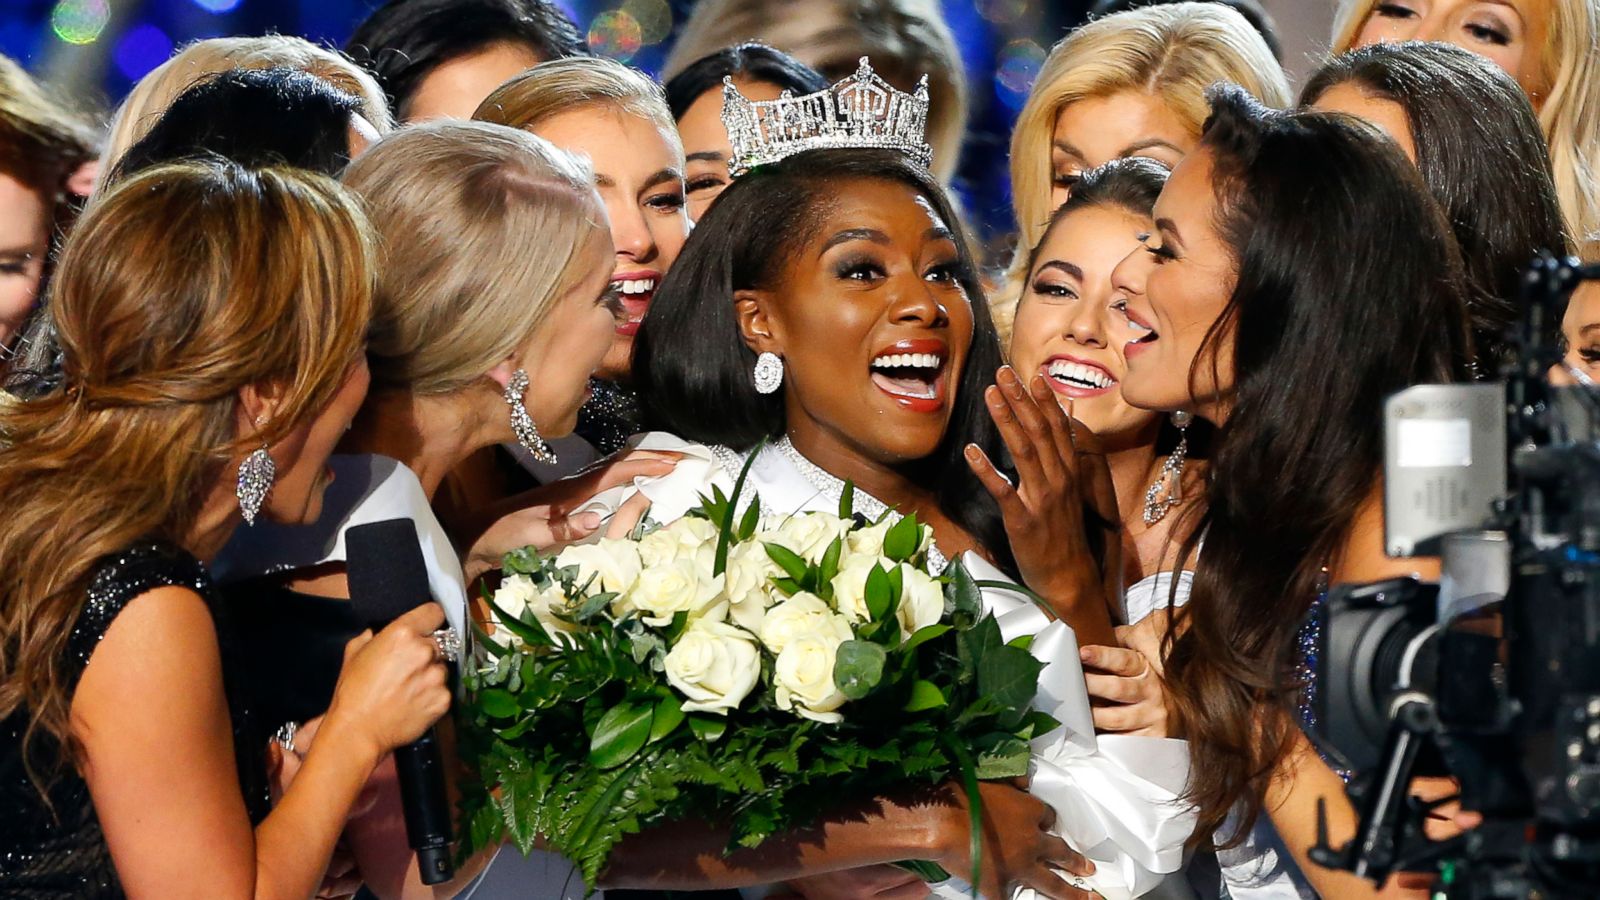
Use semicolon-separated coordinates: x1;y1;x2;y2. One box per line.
610;271;659;336
868;338;949;413
1043;356;1117;397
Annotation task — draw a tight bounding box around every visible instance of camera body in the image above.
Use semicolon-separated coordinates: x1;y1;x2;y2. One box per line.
1307;256;1600;897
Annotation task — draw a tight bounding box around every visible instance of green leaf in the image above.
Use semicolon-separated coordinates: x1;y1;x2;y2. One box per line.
477;688;519;719
900;623;952;654
977;644;1045;714
688;713;727;742
839;480;856;519
833;640;887;700
485;596;554;649
588;701;653;769
945;559;983;619
649;695;685;743
939;732;984;892
865;563;892;622
897;860;953;883
904;679;948;712
738;493;763;541
883;513;921;562
817;537;843;601
973;735;1032;779
472;620;508;659
714;437;766;576
763;542;810;585
501;545;543;575
1006;633;1034;651
575;590;616;622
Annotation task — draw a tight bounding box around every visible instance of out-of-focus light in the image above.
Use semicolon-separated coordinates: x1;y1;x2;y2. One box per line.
114;24;173;81
977;0;1030;25
191;0;244;12
621;0;672;45
50;0;110;45
995;39;1046;97
588;10;643;62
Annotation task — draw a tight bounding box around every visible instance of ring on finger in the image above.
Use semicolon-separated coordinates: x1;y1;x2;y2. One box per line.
430;627;461;662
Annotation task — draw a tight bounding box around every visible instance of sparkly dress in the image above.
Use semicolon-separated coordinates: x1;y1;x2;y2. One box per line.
574;379;643;456
0;542;268;898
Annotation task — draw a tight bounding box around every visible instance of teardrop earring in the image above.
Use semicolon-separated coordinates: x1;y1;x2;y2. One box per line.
236;444;276;525
505;368;557;464
1142;411;1190;526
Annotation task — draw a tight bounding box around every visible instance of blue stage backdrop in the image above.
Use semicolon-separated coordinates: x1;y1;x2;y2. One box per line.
1;0;1096;249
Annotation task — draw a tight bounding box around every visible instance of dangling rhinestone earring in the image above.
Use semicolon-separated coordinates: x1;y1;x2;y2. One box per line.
1142;411;1191;526
753;352;784;394
504;368;557;464
236;444;276;526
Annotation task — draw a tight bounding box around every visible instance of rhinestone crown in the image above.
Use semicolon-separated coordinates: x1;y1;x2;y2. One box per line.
721;57;933;178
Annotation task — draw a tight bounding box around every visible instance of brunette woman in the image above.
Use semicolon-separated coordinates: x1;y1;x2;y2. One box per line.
1105;86;1475;898
0;159;449;897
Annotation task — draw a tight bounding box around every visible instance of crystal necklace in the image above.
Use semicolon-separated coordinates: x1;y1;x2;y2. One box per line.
709;436;948;574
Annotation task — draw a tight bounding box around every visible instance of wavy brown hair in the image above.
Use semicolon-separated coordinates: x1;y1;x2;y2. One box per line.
0;159;374;778
1161;87;1474;846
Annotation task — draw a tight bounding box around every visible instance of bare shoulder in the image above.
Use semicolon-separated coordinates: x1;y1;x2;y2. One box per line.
1333;488;1441;584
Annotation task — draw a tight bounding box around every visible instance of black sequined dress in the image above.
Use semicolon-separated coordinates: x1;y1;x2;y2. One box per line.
0;542;268;898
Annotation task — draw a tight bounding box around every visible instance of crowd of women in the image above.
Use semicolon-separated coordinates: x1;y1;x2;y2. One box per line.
1;0;1597;897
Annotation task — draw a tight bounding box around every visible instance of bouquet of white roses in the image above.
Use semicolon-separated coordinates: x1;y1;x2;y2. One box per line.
456;461;1057;891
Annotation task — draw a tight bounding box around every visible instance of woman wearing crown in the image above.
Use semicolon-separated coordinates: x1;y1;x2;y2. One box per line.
569;64;1195;900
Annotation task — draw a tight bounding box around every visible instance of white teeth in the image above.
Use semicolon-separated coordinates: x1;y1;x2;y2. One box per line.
869;352;942;369
612;278;656;295
1046;360;1115;389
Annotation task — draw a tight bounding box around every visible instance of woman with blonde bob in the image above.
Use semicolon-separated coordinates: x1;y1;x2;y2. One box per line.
216;120;665;897
998;2;1289;339
93;35;391;195
1331;0;1600;250
0;159;451;896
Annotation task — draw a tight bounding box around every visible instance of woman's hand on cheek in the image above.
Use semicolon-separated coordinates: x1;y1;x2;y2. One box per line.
964;366;1115;645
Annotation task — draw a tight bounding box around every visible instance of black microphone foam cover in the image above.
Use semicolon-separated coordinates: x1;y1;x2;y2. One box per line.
346;518;433;628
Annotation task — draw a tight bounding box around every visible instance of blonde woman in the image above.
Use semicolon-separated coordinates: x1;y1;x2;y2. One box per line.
93;35;391;195
0;158;451;897
661;0;968;184
997;2;1288;340
214;119;663;899
475;56;690;483
1332;0;1600;250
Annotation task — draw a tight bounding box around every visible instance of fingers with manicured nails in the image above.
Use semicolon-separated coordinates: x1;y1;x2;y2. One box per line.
1026;868;1095;900
994;369;1065;488
1080;644;1146;677
1084;672;1145;704
964;444;1023;511
1090;702;1163;735
1029;373;1079;469
397;601;446;634
606;491;654;539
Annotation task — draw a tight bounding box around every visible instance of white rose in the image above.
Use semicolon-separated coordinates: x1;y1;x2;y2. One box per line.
766;512;852;565
491;574;582;647
845;518;932;564
639;516;719;569
663;619;761;715
895;563;946;635
773;636;849;723
829;555;881;625
723;540;785;631
555;539;643;597
758;592;854;655
627;558;726;626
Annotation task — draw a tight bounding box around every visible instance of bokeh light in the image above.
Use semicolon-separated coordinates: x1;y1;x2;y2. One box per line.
114;24;174;81
587;10;643;62
191;0;245;12
977;0;1031;25
621;0;672;46
50;0;109;45
995;39;1046;97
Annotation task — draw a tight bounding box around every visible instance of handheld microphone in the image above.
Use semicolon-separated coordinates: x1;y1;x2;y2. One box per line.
346;518;455;885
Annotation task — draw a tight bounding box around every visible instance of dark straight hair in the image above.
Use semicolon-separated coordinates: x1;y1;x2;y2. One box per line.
344;0;587;118
663;43;829;120
1023;156;1170;278
1301;40;1570;371
110;67;362;184
1162;85;1475;845
633;147;1016;575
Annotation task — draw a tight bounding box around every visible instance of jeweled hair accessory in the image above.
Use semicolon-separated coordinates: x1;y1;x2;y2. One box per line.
721;57;933;178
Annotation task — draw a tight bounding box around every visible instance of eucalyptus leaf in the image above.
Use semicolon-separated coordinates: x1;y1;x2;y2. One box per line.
575;590;616;622
501;546;544;576
588;701;653;769
834;640;888;700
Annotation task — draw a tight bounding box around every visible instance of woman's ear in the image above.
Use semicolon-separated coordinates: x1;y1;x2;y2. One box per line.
734;289;780;355
236;380;288;440
484;357;518;392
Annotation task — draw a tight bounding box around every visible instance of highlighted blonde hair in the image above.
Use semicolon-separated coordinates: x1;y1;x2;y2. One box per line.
0;160;374;772
661;0;967;183
96;35;392;195
997;3;1288;341
1332;0;1600;251
341;120;607;394
474;55;676;141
